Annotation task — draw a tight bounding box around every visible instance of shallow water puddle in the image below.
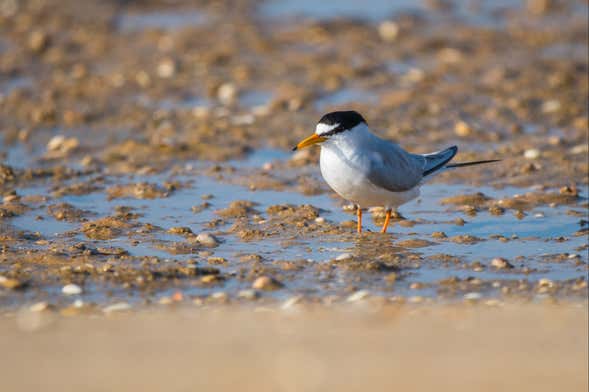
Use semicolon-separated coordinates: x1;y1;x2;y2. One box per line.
261;0;523;26
117;10;208;32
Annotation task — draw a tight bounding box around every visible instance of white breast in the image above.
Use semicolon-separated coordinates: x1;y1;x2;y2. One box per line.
319;144;420;209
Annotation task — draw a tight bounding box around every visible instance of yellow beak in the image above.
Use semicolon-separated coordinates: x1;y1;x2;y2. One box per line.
292;134;326;151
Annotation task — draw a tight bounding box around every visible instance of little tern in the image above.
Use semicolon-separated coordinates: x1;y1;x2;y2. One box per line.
293;110;499;233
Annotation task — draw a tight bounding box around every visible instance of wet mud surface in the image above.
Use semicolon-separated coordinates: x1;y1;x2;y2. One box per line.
0;0;588;312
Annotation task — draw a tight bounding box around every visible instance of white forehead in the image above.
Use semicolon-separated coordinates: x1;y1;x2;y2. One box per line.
315;122;340;136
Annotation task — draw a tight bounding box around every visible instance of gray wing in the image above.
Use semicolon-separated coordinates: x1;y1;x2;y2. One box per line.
364;140;425;192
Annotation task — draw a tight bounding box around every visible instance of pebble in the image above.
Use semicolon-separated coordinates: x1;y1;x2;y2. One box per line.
491;257;514;269
431;231;447;239
524;148;540;159
464;292;482;301
103;302;132;313
314;217;325;224
47;135;79;154
569;144;588;155
454;121;472;137
217;83;238;106
0;276;22;289
196;232;219;247
156;58;176;78
29;301;50;312
541;99;561;113
378;21;399;42
282;295;303;309
252;276;284;291
201;275;220;284
238;289;259;300
538;278;554;288
335;253;353;261
346;290;370;302
28;30;49;53
210;291;229;301
61;283;82;295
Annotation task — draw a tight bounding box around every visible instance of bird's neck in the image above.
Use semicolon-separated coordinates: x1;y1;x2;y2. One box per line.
323;124;375;154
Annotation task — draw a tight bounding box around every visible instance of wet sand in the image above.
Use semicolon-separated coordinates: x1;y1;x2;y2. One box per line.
1;302;587;392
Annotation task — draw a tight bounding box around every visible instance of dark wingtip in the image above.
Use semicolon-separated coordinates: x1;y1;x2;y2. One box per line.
292;146;298;151
445;159;502;169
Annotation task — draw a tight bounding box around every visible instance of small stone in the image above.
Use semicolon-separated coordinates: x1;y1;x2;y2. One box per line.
200;274;219;284
103;302;132;313
464;292;482;301
210;291;229;301
524;148;540;159
0;276;23;289
454;121;472;137
217;83;238;106
314;217;325;224
196;233;219;247
335;253;353;261
47;135;79;155
410;282;424;290
431;231;447;239
378;21;399;42
538;278;554;288
346;290;370;302
167;226;193;235
28;30;49;53
238;289;259;300
252;276;283;291
29;302;51;312
488;205;505;216
61;283;82;295
569;144;588;155
491;257;514;269
282;295;303;309
541;100;561;113
385;272;397;284
157;58;176;78
454;217;466;226
172;291;183;301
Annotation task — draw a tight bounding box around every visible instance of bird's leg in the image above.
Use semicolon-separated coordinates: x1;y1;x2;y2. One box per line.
356;206;362;233
380;209;392;233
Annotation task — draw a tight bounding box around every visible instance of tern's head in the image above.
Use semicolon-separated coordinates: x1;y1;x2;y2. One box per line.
293;110;367;150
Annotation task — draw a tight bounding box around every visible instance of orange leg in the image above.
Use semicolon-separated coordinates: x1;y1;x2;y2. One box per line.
356;206;362;233
380;209;392;233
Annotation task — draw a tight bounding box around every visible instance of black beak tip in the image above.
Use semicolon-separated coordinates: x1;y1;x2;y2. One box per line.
292;146;298;151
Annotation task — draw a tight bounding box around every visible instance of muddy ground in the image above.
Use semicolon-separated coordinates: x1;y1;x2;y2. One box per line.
0;1;587;310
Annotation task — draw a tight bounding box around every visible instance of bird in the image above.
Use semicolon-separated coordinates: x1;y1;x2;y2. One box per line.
292;110;500;233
